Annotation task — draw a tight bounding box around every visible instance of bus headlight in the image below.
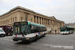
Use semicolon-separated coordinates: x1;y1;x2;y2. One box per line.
13;37;14;39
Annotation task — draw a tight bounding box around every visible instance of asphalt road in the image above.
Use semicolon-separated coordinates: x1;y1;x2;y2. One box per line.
0;33;75;50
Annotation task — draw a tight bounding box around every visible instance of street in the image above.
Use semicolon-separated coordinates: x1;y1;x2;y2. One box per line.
0;33;75;50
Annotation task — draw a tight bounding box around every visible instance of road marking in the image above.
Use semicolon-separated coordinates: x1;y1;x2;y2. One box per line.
43;44;74;50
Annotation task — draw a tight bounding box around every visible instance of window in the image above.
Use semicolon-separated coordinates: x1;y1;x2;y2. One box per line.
21;25;30;34
14;26;20;34
25;15;27;21
30;25;39;33
30;25;46;33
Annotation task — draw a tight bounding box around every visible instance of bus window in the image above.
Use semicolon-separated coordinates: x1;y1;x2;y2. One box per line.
15;27;17;33
30;25;46;33
21;25;30;34
21;25;25;33
14;26;20;34
17;27;20;33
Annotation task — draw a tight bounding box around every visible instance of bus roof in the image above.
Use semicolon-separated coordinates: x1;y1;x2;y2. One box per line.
66;26;75;28
60;26;75;28
28;22;46;27
14;21;46;27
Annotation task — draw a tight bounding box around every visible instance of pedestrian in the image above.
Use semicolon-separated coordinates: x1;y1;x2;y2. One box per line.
55;30;57;33
50;30;51;34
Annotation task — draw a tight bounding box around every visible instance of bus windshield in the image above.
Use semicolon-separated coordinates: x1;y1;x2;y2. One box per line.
14;25;30;34
14;26;20;34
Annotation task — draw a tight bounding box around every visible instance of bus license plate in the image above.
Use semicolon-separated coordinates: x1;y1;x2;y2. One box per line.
18;40;22;42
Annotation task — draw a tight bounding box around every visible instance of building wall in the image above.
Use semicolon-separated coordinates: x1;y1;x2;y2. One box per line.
65;24;75;28
0;6;64;34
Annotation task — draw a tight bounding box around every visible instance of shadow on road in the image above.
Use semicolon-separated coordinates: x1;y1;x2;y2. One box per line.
15;38;38;45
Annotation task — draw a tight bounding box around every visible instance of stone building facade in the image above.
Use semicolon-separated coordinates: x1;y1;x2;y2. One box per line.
65;23;75;28
0;6;64;34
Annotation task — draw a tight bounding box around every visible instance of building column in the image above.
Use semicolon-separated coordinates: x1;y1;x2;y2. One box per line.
38;17;40;24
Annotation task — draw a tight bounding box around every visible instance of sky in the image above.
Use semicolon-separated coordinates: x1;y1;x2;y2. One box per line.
0;0;75;23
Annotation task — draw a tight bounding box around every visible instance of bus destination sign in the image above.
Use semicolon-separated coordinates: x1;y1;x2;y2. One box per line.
20;22;28;24
15;23;18;25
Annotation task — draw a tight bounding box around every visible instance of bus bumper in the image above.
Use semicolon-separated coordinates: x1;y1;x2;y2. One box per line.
13;37;35;42
13;37;30;41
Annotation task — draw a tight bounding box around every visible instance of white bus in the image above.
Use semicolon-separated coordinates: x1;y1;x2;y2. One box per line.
13;21;47;42
60;26;74;35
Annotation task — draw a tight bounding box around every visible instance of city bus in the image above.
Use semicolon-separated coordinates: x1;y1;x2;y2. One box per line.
0;26;13;36
60;26;74;35
13;21;47;42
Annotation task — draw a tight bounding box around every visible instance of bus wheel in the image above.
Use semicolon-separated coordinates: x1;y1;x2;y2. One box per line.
3;34;5;37
43;33;46;37
2;34;5;37
35;35;38;40
1;34;3;37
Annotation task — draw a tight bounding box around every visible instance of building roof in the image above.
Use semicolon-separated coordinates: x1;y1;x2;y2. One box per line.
0;6;64;23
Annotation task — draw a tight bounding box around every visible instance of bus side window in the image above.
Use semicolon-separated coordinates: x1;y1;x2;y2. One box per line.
30;25;34;33
30;25;31;28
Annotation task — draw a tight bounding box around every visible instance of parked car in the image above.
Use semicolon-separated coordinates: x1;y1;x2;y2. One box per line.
0;28;5;37
0;26;13;36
